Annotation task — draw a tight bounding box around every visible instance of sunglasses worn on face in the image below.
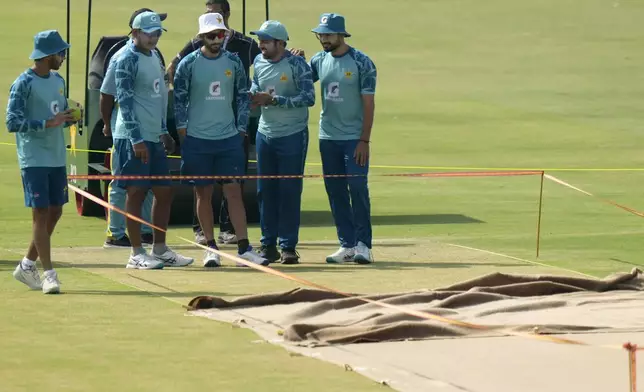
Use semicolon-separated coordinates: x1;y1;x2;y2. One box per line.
57;50;67;58
204;31;226;40
142;30;163;38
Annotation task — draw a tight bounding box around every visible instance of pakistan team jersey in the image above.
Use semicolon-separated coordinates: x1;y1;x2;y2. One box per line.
250;52;315;139
309;47;377;140
113;45;168;144
173;49;250;140
5;68;68;168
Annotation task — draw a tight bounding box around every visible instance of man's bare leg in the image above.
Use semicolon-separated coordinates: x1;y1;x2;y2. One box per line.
150;186;173;249
223;183;248;242
126;187;147;252
195;185;215;245
26;206;63;263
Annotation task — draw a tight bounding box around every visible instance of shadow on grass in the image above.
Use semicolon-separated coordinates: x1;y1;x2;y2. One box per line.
0;259;529;273
299;211;484;227
178;260;529;273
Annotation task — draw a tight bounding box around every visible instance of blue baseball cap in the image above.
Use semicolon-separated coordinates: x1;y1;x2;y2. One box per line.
311;13;351;37
131;11;167;33
250;20;289;41
29;30;70;60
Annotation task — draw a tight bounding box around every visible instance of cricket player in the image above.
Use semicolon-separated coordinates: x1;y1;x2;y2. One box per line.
167;0;261;246
166;0;305;247
174;13;269;267
249;20;315;264
6;30;75;294
113;11;193;269
309;14;377;264
100;7;164;248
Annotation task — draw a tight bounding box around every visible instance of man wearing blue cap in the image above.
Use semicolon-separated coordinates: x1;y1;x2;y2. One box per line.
113;11;194;270
249;20;315;265
309;13;378;264
6;30;76;294
100;7;167;249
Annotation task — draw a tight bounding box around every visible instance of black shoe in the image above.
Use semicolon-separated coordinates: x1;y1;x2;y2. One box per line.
103;235;131;249
280;249;300;265
258;245;281;263
141;233;153;245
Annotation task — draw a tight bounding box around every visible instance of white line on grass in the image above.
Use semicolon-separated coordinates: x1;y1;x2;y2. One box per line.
444;243;596;278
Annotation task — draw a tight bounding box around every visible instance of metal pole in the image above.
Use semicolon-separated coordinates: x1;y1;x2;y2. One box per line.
536;171;544;258
265;0;270;20
242;0;246;34
84;0;92;127
65;0;70;97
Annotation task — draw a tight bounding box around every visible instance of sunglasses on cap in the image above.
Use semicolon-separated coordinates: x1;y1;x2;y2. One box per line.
204;30;226;40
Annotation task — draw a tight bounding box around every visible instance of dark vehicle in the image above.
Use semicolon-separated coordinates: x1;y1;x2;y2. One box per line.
65;0;270;224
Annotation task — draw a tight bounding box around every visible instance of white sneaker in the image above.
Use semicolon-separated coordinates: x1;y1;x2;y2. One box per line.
42;271;61;294
326;247;356;264
126;253;164;270
218;231;238;244
203;249;222;268
236;247;270;267
13;260;41;290
153;248;194;268
354;242;373;264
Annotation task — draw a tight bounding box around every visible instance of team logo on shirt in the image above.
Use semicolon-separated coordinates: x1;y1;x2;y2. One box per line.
59;88;64;95
207;81;225;100
280;73;288;82
152;78;161;98
345;71;353;78
50;100;60;115
225;69;233;78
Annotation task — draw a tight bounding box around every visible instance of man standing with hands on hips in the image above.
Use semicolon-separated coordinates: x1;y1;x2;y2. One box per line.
249;20;315;265
309;14;377;264
173;13;268;268
113;12;194;270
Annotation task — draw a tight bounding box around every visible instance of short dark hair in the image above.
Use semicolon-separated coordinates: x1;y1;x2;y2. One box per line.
205;0;230;13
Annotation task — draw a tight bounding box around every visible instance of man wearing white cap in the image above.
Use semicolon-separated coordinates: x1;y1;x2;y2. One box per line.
249;20;315;265
174;13;268;267
6;29;76;294
113;11;194;270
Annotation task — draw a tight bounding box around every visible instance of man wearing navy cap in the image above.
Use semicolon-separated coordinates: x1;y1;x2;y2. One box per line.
100;7;166;249
249;20;315;264
6;30;76;294
309;14;377;264
113;12;194;270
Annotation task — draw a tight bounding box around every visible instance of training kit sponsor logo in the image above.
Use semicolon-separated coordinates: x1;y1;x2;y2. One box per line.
151;78;161;98
326;82;343;102
50;100;60;115
207;81;225;100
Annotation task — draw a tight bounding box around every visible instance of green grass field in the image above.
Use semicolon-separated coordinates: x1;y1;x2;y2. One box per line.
1;0;644;390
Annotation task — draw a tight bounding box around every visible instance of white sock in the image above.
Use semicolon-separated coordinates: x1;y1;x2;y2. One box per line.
21;257;35;269
44;269;57;279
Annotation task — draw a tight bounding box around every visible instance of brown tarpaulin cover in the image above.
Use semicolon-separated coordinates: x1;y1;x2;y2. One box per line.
188;268;644;345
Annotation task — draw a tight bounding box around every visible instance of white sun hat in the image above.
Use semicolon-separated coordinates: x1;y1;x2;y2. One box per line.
198;13;229;35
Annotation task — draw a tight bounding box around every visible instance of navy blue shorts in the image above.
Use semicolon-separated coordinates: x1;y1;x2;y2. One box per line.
180;134;245;186
21;166;69;208
112;139;171;189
